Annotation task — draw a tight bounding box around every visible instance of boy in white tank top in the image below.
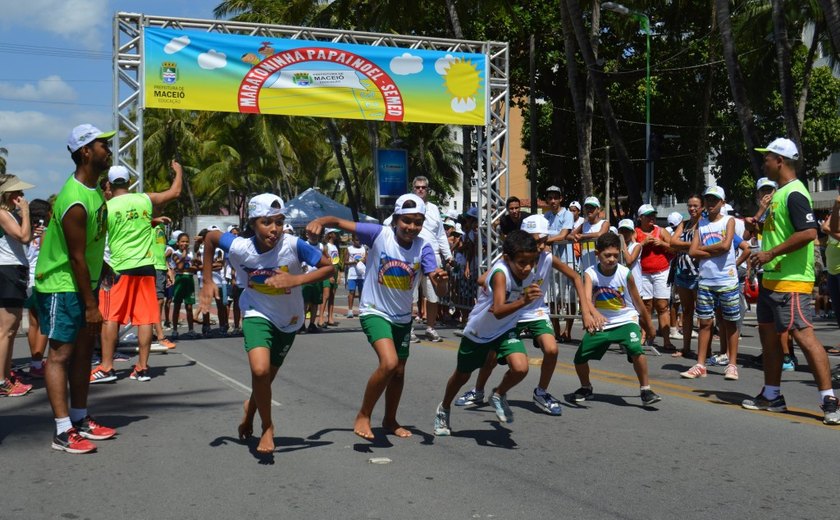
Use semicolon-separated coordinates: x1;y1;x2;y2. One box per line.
570;233;662;406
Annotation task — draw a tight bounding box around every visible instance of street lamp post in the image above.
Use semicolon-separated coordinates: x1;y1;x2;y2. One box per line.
601;2;652;204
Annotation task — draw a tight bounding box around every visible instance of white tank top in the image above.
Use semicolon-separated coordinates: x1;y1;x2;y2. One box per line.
579;219;605;273
625;241;642;283
520;250;553;322
464;260;531;342
585;263;638;329
697;215;737;286
0;211;28;266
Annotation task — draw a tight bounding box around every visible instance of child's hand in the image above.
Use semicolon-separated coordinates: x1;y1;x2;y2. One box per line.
583;309;606;332
430;268;448;284
522;283;542;304
265;270;296;290
305;219;325;238
198;281;217;315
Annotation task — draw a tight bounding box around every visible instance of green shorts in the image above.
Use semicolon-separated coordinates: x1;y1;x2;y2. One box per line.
35;291;85;344
173;273;195;305
574;322;644;365
322;278;337;289
515;319;554;349
457;329;526;373
242;317;297;367
360;314;412;359
24;291;37;311
302;282;323;305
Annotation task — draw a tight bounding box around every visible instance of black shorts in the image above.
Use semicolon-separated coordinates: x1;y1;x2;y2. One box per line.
0;264;28;307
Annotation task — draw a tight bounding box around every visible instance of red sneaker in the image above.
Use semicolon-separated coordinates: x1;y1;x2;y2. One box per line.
0;378;31;397
158;338;176;349
72;415;117;440
52;427;96;454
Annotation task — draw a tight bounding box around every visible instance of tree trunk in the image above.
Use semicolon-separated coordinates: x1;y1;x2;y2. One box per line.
818;0;840;58
445;0;473;213
582;0;599;199
325;119;360;221
797;22;822;130
771;0;802;170
716;0;764;179
694;0;717;192
564;0;642;209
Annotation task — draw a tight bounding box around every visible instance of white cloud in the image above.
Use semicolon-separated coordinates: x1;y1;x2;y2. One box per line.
389;53;423;76
0;110;70;140
1;0;109;50
435;54;456;75
198;49;226;70
451;97;477;113
0;76;77;102
164;35;190;54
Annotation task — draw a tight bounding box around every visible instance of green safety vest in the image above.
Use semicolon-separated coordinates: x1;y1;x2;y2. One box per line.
106;193;154;272
152;223;168;271
761;178;815;293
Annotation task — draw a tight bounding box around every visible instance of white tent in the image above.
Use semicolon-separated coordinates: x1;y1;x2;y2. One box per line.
283;188;378;229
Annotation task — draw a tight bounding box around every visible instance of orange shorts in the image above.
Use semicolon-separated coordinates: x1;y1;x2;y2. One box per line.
99;274;160;326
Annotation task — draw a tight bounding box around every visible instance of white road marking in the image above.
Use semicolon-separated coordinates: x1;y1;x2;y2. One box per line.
179;351;281;407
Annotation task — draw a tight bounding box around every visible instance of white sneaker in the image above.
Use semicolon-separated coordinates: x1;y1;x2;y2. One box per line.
425;327;443;342
346;310;354;318
670;330;684;340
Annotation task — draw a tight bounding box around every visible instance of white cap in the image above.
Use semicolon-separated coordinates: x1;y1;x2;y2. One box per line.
393;193;426;215
583;196;601;208
444;218;456;228
464;207;479;219
756;177;778;191
208;225;221;232
248;193;285;219
609;226;618;234
171;230;184;241
569;201;581;210
283;223;294;234
520;214;549;237
703;185;726;200
545;185;561;194
226;224;239;233
667;212;683;227
755;138;799;160
637;204;656;217
617;218;635;230
67;124;115;153
452;223;464;235
721;203;734;215
107;165;130;184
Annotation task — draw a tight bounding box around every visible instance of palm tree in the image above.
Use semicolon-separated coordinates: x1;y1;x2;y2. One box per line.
0;140;7;175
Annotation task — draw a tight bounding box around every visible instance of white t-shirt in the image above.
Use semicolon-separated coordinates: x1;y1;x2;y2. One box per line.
625;241;643;283
356;223;438;324
585;263;639;329
697;215;737;286
346;245;367;280
211;248;226;285
579;219;606;273
519;250;553;323
464;259;534;343
220;232;323;333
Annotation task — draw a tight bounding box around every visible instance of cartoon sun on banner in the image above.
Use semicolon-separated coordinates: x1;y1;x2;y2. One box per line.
143;27;488;126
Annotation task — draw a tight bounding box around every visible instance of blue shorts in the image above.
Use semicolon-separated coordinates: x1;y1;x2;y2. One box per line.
348;278;364;293
673;273;698;290
696;284;741;321
35;291;86;344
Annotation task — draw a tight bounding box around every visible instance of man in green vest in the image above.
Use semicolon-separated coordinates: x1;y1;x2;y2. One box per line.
742;137;839;425
91;162;182;385
34;124;117;453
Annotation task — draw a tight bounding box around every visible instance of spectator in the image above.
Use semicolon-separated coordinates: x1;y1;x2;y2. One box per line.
635;204;676;351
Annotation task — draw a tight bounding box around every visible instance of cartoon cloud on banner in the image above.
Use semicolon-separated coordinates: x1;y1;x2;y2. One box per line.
143;27;488;126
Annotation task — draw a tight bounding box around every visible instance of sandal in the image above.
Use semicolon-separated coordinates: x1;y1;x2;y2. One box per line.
825;346;840;356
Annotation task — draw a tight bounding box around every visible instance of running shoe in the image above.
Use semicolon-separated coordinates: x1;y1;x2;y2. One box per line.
89;366;117;384
425;327;443;342
346;310;354;318
52;428;96;454
741;390;787;412
434;402;451;436
72;415;116;440
28;364;45;379
822;396;840;425
781;356;795;372
410;332;420;343
571;386;594;402
680;364;707;379
533;389;563;416
229;327;242;337
454;388;485;406
158;338;177;349
490;389;513;423
724;364;739;380
670;330;684;340
641;389;662;405
129;366;151;382
706;354;729;366
181;330;201;340
453;329;465;338
0;378;30;397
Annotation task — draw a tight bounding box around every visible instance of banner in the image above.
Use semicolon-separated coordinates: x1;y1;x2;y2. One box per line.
143;27;488;125
376;149;408;206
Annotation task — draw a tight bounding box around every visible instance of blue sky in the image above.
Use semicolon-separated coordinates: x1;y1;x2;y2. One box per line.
0;0;220;202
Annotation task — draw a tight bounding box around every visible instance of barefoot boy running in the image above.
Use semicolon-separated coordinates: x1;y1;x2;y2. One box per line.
200;194;333;454
571;233;661;406
307;193;448;441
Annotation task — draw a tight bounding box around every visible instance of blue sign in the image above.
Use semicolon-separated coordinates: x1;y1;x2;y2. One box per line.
376;148;408;205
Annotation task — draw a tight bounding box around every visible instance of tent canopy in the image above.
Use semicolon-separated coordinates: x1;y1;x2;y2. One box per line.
282;188;378;228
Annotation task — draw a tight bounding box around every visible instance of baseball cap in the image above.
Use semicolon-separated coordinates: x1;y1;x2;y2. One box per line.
171;230;184;241
444;218;456;228
617;218;635;231
703;185;726;200
394;193;426;216
569;201;581;210
0;174;34;193
583;196;600;208
545;185;561;195
637;204;656;217
248;193;285;219
208;225;221;232
520;214;549;237
452;223;464;236
107;165;130;184
464;207;479;219
667;212;683;227
283;223;295;234
755;138;799;160
756;177;778;191
67;124;116;153
226;224;239;233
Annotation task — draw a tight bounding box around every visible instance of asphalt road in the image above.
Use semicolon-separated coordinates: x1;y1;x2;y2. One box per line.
3;306;840;520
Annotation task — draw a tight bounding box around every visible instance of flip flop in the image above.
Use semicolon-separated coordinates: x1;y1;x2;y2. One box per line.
825;346;840;356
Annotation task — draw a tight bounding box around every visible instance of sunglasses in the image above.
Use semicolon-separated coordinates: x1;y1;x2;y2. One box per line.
413;185;428;191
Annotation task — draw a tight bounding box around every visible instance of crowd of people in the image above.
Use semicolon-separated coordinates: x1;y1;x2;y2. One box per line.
2;125;838;456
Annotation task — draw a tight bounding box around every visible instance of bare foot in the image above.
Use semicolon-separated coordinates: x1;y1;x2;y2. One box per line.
256;424;275;453
238;399;255;440
353;416;375;441
382;421;412;438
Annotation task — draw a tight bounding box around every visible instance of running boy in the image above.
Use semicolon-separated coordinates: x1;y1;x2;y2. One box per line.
200;194;333;454
570;233;661;406
306;193;448;441
681;185;741;380
434;230;542;436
